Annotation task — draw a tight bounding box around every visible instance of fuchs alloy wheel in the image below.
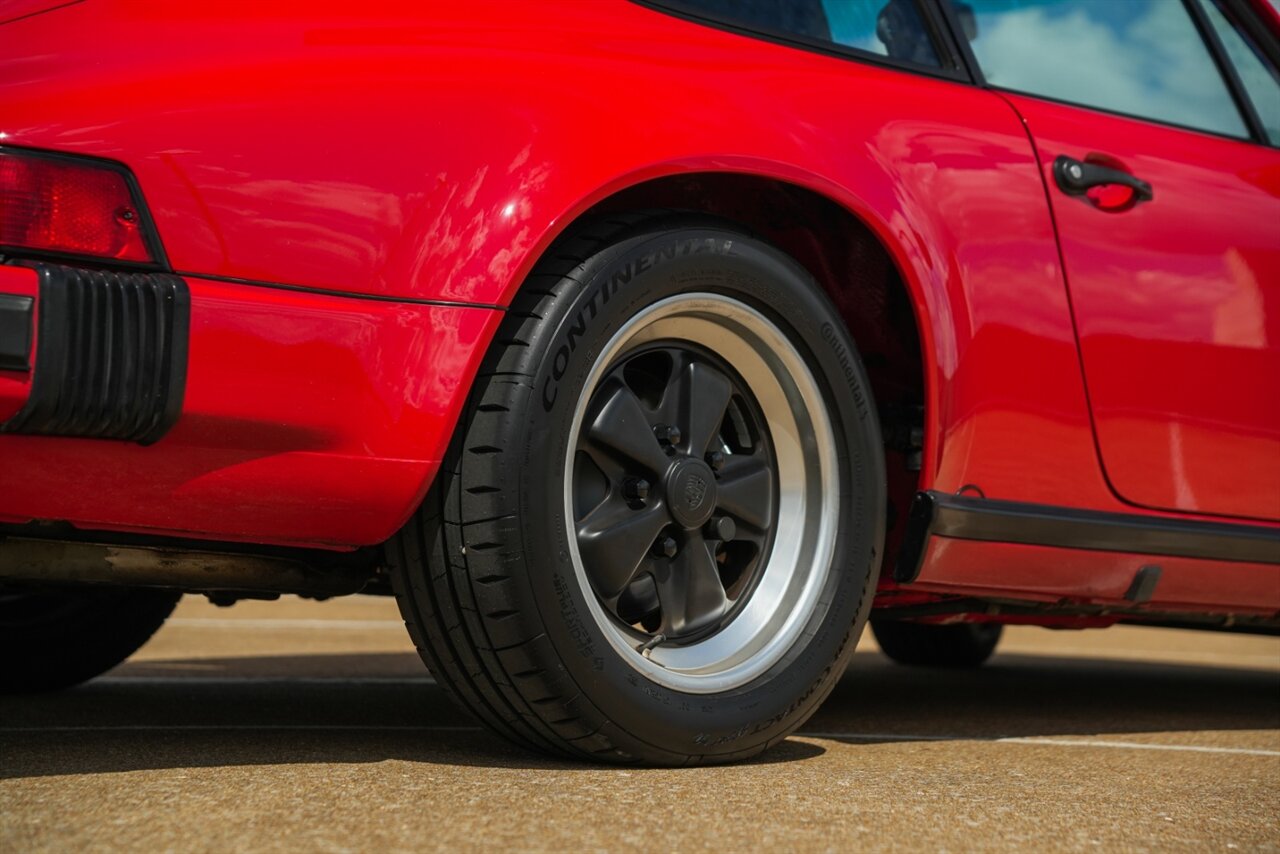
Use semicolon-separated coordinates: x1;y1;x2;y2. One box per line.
390;216;885;765
567;296;840;693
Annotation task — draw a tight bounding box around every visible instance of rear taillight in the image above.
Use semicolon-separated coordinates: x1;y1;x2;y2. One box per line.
0;148;159;265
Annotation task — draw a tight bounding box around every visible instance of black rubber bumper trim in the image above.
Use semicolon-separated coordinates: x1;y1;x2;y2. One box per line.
896;490;1280;582
0;262;189;445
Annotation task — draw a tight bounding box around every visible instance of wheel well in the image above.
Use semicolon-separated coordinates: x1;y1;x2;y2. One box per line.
574;172;927;574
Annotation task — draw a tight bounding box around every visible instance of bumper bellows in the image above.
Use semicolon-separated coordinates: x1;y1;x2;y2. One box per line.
1;263;189;444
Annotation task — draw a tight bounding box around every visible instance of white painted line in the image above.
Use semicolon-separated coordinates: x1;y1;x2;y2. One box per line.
167;618;406;630
796;731;1280;757
100;676;436;686
997;737;1280;757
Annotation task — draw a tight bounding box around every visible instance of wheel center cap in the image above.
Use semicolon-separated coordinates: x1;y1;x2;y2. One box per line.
665;458;717;529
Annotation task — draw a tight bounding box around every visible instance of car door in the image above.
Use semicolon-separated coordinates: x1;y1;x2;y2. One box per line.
948;0;1280;522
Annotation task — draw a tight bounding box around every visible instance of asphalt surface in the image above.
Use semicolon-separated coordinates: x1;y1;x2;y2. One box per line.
2;595;1278;853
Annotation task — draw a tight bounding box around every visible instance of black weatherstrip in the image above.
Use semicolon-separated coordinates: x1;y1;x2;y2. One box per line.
897;490;1280;582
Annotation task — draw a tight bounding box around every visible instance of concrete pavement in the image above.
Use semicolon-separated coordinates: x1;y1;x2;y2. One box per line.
2;594;1278;852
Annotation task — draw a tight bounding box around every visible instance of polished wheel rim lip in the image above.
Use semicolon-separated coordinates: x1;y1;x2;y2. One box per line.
563;293;839;694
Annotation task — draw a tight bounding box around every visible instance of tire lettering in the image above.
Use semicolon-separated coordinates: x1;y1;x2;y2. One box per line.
820;322;868;417
552;344;570;379
539;237;735;412
553;573;595;659
565;310;588;354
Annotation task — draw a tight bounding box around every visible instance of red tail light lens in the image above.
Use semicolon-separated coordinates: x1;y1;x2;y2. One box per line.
0;149;155;264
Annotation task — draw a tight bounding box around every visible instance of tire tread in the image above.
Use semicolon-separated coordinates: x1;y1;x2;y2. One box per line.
389;213;669;761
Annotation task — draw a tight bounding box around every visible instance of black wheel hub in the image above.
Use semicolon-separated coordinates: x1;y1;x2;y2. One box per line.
571;345;777;644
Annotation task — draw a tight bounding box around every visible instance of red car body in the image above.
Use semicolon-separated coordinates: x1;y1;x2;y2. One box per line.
0;0;1277;625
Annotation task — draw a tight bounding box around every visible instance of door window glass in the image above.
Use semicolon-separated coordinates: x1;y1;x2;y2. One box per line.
1201;0;1280;144
653;0;943;67
951;0;1248;138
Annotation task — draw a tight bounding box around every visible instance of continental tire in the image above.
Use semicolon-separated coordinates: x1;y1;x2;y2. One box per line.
389;216;885;765
0;585;180;693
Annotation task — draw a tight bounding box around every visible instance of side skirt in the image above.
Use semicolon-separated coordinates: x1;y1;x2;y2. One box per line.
897;490;1280;585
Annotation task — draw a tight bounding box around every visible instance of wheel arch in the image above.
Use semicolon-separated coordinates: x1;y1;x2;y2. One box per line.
501;166;938;578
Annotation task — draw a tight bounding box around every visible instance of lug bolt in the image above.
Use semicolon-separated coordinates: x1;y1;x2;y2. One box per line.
653;424;682;446
705;450;726;472
652;535;678;559
704;516;736;542
622;477;650;502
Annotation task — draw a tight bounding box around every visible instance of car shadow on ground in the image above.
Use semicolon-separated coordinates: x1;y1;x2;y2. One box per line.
1;650;1276;779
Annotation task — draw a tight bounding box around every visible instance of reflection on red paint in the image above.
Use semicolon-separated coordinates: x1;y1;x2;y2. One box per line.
0;1;1273;618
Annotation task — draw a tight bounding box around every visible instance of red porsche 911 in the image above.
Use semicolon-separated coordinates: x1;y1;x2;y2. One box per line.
1;0;1277;765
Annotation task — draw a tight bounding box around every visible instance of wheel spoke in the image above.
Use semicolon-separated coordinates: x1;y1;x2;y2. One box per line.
577;501;670;599
678;359;734;457
585;381;671;477
716;454;773;530
654;537;728;637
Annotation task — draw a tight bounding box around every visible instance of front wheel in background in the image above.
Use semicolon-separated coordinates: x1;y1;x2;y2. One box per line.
871;619;1003;668
390;216;886;765
0;585;180;693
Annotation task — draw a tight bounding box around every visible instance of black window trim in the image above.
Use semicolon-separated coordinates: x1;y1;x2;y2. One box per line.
935;0;986;85
1197;0;1280;145
1219;0;1280;70
933;0;1280;150
630;0;976;84
632;0;1280;150
1185;0;1269;145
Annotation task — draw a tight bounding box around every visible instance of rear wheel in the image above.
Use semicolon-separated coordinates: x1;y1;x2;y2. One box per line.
390;216;885;764
871;620;1003;668
0;585;180;693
